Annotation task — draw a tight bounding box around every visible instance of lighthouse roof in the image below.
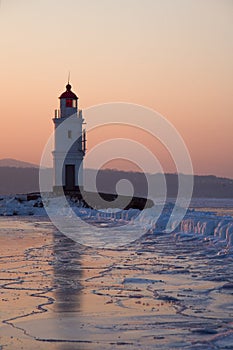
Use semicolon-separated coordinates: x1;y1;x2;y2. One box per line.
59;83;78;100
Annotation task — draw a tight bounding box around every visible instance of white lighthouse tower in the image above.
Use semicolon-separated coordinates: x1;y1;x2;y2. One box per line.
53;82;86;193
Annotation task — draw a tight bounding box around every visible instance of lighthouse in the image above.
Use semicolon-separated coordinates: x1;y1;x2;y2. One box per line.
52;82;86;193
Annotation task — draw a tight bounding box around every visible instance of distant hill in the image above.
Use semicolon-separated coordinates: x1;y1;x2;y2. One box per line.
0;167;40;195
85;169;233;199
0;164;232;198
0;158;39;168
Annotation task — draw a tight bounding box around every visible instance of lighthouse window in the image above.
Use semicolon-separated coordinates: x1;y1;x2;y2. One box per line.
66;99;73;107
68;130;72;139
72;100;77;108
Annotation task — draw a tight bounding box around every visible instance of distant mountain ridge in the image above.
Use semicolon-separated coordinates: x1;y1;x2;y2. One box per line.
0;162;232;198
0;158;39;168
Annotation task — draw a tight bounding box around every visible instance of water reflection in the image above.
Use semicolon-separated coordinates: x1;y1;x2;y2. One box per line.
52;230;85;349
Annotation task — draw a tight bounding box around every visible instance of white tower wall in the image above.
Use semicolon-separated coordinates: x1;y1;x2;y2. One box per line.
52;83;85;192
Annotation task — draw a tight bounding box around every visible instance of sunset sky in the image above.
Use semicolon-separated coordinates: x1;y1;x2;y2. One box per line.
0;0;232;178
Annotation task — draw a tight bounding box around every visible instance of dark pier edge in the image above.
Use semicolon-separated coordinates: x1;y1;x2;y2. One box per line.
70;191;154;210
27;188;154;211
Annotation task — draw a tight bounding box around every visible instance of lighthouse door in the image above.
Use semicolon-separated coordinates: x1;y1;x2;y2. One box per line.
65;164;75;190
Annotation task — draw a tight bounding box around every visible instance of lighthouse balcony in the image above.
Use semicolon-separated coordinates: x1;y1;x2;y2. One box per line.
54;109;83;120
54;109;60;118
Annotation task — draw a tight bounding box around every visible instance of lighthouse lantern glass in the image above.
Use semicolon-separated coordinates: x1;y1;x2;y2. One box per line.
66;99;73;107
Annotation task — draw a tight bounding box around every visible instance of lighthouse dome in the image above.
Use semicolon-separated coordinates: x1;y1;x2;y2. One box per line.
59;83;78;100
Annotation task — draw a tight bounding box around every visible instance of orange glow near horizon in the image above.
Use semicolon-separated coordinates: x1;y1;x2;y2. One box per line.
0;0;232;178
87;124;177;174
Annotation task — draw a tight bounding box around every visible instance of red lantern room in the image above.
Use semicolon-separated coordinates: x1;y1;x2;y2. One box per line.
59;83;78;118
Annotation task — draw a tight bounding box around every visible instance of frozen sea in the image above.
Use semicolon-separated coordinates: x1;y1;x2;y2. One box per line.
0;198;233;349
